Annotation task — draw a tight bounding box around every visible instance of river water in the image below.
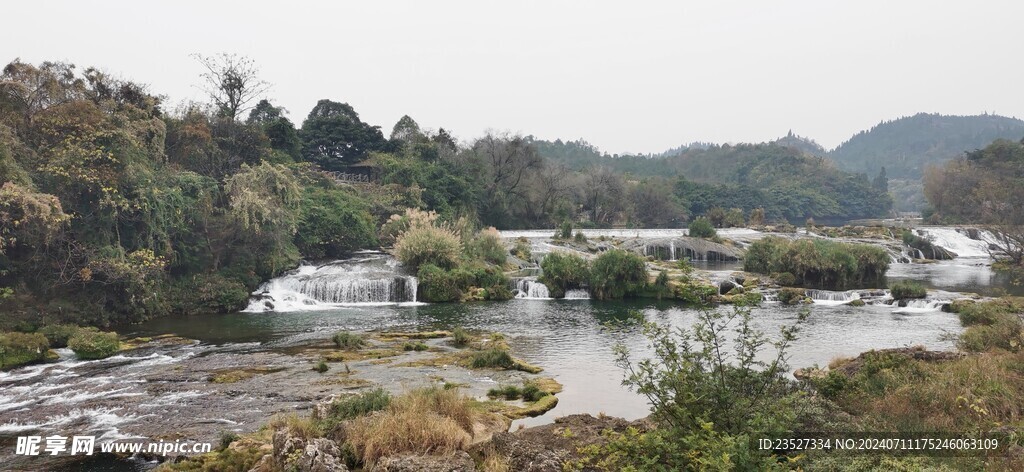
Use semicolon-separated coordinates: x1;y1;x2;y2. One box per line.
1;226;1015;469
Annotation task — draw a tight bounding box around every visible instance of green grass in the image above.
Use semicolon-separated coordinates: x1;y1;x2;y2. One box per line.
402;341;428;351
471;348;515;369
67;330;119;360
890;280;927;299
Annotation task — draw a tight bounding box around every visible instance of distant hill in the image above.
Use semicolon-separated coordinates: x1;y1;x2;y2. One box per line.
829;113;1024;179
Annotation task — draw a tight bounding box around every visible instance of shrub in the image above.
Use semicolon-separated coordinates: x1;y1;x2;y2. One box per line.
393;225;461;270
295;186;378;259
333;331;366;350
724;208;745;227
37;324;81;348
68;330;120;359
511;238;531;261
485;284;514;301
589;249;648;300
467;227;506;266
573;231;587;243
451;328;471;348
471;348;515;369
749;208;766;226
417;264;462;302
344;387;474;464
603;305;806;468
0;332;50;369
403;341;428;351
487;385;523;400
556;221;573;239
774;272;797;286
313;360;329;373
778;287;806;305
688;217;717;238
218;431;239;451
539;251;590;298
889;280;927;300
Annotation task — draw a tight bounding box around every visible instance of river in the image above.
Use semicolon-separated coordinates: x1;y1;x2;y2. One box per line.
0;226;1015;470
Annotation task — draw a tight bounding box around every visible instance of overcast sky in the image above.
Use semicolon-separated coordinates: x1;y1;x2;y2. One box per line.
4;1;1023;154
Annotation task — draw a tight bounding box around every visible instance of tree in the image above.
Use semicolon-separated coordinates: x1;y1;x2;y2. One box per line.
192;53;270;121
299;99;387;170
630;179;685;228
0;60;85;134
390;115;423;144
580;166;626;227
873;166;888;192
247;99;300;159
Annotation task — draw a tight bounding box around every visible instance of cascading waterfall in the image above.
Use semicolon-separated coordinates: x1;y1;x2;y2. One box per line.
669;240;676;261
916;227;991;258
510;277;551;299
245;254;418;312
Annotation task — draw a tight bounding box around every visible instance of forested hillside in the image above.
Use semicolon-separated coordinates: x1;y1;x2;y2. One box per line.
830;113;1024;178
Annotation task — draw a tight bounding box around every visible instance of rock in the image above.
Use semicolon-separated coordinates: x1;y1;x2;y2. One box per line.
372;451;475;472
719;279;739;295
273;428;348;472
247;453;274;472
480;414;647;472
794;367;827;380
847;299;866;307
831;347;964;378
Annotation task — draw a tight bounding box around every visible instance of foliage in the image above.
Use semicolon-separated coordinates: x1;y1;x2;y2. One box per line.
589;249;648;300
924;138;1024;265
744;237;889;289
295;184;377;259
37;324;80;348
319;388;392;435
402;341;428;351
470;348;516;369
299;99;388;170
67;330;119;359
889;280;927;300
312;360;329;373
171;273;250;315
393;225;461;271
557;221;573;239
573;230;587;243
487;384;549;402
949;298;1024;353
0;182;69;255
539;251;590;298
511;238;531;261
0;331;49;369
602;305;806;469
466;227;506;266
687;217;717;238
451;328;471;348
332;331;366;350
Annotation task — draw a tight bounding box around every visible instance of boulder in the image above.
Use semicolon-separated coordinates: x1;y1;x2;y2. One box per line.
273;428;348;472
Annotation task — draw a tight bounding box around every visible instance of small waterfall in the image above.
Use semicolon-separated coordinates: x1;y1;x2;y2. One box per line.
806;289;861;306
669;240;677;261
245;254;418;312
916;227;990;258
510;277;552;299
563;289;590;299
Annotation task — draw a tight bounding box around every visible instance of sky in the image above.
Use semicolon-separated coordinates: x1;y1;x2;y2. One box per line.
4;1;1023;155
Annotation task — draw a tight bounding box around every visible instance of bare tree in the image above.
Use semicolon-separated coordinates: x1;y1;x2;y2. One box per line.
191;53;270;121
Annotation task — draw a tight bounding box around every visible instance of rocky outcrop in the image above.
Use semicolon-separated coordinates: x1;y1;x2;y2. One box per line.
271;428;348;472
479;414;651;472
371;451;475;472
830;346;964;378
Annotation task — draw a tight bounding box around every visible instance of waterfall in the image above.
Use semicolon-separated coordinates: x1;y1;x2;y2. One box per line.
245;254;418;312
669;240;677;261
510;277;552;299
893;299;949;314
805;289;861;306
563;289;590;299
916;227;990;258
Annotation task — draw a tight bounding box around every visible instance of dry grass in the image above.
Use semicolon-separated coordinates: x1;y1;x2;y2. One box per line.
344;387;476;464
478;445;512;472
828;356;853;370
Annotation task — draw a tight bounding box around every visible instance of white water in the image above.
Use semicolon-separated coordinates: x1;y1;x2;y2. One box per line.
245;254;418;312
512;278;552;299
916;227;991;258
563;289;591;300
805;289;861;306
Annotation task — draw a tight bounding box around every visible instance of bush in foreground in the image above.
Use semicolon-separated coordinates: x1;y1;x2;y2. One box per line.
67;330;120;360
393;225;461;271
344;387;475;464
